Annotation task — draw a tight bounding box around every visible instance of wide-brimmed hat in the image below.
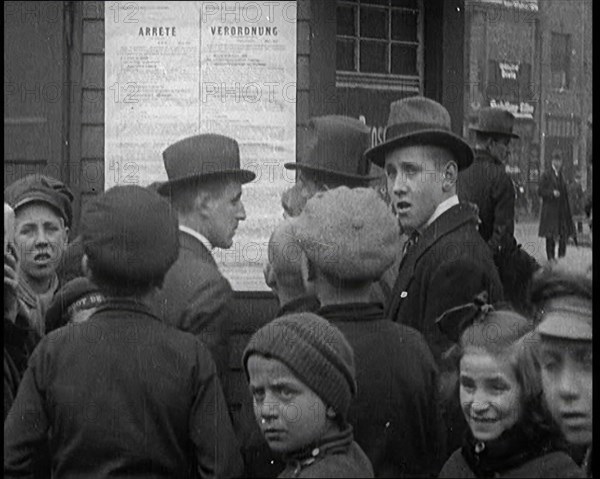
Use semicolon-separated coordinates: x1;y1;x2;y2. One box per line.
365;96;474;170
157;134;256;195
4;175;74;227
470;107;520;139
285;115;380;182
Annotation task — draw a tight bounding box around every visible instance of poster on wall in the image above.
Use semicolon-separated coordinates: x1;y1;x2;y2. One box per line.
105;1;297;291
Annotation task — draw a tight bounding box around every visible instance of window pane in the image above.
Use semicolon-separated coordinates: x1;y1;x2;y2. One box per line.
391;0;418;8
360;7;388;39
360;40;388;73
337;39;356;71
391;9;418;41
391;43;417;75
337;5;356;36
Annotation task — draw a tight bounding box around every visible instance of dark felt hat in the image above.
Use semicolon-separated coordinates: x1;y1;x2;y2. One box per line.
157;134;256;195
81;185;179;284
285;115;380;182
365;96;474;171
4;175;74;227
471;107;520;138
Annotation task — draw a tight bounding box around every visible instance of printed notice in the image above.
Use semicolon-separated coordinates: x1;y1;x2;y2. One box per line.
105;1;297;291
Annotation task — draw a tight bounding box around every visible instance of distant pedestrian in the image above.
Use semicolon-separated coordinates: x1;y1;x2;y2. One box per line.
243;313;374;478
538;150;576;260
437;293;583;478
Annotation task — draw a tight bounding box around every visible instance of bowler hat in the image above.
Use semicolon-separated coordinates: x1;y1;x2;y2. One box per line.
471;107;519;139
285;115;380;182
365;96;474;170
4;175;74;227
157;134;256;195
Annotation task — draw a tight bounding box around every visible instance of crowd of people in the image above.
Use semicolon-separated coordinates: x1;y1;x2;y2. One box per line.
4;97;593;478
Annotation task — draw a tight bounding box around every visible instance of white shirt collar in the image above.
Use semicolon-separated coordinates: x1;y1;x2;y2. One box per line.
422;195;460;232
179;225;213;251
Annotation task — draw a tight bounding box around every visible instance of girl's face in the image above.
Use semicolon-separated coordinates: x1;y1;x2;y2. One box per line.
459;347;523;442
247;355;333;454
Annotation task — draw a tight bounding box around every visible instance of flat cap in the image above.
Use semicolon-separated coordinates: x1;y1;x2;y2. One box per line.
81;185;179;284
4;175;74;227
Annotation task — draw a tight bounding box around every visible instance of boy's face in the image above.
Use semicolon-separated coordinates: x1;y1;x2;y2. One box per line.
537;337;593;446
247;355;332;454
14;202;68;284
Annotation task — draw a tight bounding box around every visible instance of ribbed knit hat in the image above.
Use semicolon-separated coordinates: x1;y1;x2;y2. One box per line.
293;186;400;281
81;185;179;284
242;313;357;420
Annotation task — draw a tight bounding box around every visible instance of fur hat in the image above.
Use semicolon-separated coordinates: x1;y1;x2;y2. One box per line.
294;186;400;282
242;312;357;420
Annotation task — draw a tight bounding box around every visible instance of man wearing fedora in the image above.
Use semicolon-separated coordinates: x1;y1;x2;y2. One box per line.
155;134;255;384
458;107;518;254
365;96;504;457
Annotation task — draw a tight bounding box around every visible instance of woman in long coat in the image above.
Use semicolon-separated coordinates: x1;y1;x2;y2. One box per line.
538;150;575;260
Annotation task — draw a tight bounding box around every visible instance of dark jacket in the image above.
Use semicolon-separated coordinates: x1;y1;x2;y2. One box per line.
276;295;321;317
385;203;504;365
278;424;373;478
439;426;584;478
538;168;575;238
458;149;515;252
318;302;446;477
155;230;234;383
3;298;244;479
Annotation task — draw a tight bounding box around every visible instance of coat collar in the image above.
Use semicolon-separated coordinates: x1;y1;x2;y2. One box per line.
317;302;385;323
178;229;217;265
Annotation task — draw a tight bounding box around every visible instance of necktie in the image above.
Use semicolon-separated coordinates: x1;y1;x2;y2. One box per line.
402;231;420;258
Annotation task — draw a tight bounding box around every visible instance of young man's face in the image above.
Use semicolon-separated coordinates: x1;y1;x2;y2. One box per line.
384;145;454;233
203;180;246;249
537;337;593;446
14;202;68;285
247;355;332;454
459;347;523;442
488;136;511;163
551;156;563;171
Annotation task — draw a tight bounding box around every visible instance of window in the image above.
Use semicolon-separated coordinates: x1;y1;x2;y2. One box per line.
336;0;423;91
550;32;570;90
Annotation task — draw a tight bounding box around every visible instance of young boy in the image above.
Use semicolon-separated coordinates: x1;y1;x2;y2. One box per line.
4;185;243;478
292;186;447;476
531;260;593;477
243;312;374;478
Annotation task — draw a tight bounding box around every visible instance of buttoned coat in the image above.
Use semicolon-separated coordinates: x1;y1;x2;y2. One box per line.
385;203;504;365
538;168;575;238
3;299;244;478
155;230;234;383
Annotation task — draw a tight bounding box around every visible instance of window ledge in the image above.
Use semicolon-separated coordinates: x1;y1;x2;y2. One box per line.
336;71;420;92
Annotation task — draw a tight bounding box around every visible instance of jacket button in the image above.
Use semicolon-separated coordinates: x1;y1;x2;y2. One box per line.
400;291;408;298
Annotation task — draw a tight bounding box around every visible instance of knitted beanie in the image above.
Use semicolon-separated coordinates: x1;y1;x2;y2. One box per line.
293;186;400;281
81;185;179;284
242;313;357;420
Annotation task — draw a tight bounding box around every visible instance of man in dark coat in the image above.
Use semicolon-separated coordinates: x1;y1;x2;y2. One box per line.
294;186;447;477
538;149;576;260
155;134;255;382
365;96;504;456
4;185;243;478
458;107;517;254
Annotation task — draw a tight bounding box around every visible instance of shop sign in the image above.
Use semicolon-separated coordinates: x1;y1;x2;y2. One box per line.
489;99;534;119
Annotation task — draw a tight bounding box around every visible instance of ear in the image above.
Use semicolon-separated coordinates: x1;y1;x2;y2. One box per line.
299;251;315;290
263;262;277;291
193;191;213;218
81;254;92;279
62;225;70;246
442;160;458;192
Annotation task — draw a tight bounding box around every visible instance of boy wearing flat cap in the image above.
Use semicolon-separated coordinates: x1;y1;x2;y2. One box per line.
243;312;374;478
4;174;73;337
365;96;504;455
294;186;446;477
531;260;593;477
4;185;243;478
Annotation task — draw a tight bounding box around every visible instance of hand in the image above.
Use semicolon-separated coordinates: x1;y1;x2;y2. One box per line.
553;190;560;198
4;243;20;323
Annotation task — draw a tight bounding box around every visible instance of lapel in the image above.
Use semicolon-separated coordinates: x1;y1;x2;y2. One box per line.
179;230;217;267
386;204;478;318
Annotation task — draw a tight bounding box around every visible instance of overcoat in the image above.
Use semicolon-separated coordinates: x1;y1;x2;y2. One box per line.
458;149;515;251
3;299;244;478
318;302;446;477
538;168;575;238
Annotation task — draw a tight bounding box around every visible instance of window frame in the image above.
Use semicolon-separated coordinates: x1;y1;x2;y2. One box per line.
550;31;571;91
335;0;424;92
